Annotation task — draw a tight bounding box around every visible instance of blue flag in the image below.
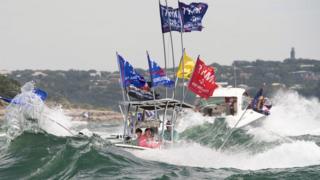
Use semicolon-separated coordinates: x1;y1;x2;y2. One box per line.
1;88;47;104
178;2;208;32
159;4;182;33
147;54;174;88
33;88;47;101
117;54;146;88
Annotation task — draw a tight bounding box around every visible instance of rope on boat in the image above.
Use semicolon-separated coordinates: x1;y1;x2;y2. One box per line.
217;106;249;151
42;113;75;136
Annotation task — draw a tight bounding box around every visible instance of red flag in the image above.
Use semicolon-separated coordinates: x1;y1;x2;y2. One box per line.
188;57;218;99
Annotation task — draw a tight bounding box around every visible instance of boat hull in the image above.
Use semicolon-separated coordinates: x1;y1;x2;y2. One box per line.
235;109;266;128
114;143;151;150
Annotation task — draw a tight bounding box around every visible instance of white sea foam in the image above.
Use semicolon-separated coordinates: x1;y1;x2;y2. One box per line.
133;140;320;170
176;109;215;133
4;82;75;139
248;90;320;140
133;90;320;170
38;106;75;137
5;84;320;170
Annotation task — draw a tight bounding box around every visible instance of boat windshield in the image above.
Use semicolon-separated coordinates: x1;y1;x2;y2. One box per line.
199;97;238;116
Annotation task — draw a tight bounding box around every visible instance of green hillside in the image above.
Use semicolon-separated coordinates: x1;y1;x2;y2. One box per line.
0;75;20;98
1;58;320;109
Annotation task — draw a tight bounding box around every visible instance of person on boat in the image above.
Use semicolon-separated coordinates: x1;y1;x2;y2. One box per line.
226;97;236;115
202;107;213;116
242;91;252;108
263;98;272;109
193;98;201;112
161;121;179;142
252;96;272;115
132;128;143;146
257;96;264;110
138;128;160;148
261;97;272;115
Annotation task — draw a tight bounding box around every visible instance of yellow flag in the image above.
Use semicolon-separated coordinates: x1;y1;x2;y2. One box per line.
176;52;195;79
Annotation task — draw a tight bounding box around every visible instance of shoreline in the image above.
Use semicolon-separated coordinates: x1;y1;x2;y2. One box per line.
64;108;123;122
0;105;123;122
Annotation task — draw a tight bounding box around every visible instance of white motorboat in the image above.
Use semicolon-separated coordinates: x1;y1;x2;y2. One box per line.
197;86;267;128
111;98;194;151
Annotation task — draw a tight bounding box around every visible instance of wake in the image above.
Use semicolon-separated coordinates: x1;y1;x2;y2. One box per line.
133;90;320;170
4;84;320;170
133;140;320;170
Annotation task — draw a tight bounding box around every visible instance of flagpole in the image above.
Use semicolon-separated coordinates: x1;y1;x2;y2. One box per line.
147;51;158;119
116;52;127;103
165;0;177;99
185;55;199;98
174;53;183;99
162;35;168;98
181;50;185;103
178;0;186;103
178;0;184;53
159;0;168;98
116;52;129;138
233;63;237;88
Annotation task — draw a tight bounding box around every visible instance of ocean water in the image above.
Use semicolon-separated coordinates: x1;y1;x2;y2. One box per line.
1;89;320;179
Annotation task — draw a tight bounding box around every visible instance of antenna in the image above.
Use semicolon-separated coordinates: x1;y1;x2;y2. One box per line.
233;63;237;88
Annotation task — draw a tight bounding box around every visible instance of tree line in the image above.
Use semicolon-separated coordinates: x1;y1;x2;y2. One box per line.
1;58;319;109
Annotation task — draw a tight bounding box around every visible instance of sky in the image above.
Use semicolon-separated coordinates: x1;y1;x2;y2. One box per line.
0;0;319;72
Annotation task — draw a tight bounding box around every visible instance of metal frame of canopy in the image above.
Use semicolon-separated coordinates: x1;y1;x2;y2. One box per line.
118;98;194;148
121;98;194;111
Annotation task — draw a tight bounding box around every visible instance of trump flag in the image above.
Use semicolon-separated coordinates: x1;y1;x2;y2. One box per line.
179;2;208;32
159;4;182;33
147;53;174;88
117;54;146;88
188;57;218;99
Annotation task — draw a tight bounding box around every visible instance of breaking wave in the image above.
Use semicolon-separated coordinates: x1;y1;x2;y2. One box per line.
3;82;76;141
133;90;320;170
1;86;320;177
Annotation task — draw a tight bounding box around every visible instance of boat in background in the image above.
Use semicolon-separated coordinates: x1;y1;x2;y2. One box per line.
196;85;267;128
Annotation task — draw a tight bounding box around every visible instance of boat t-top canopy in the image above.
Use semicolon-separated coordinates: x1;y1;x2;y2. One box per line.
197;87;246;98
211;87;245;98
121;98;194;111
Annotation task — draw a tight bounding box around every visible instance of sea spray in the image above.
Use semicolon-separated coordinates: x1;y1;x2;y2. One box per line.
133;90;320;170
2;86;320;175
249;89;320;138
3;82;76;140
176;109;215;133
38;105;75;137
4;82;45;140
132;140;320;170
